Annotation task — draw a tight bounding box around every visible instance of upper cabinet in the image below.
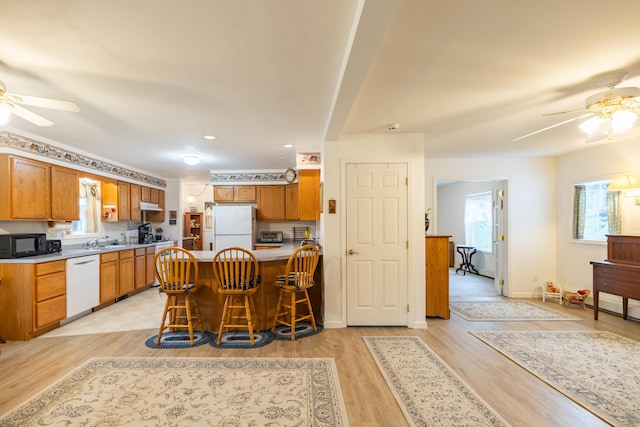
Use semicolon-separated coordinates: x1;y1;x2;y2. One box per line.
0;154;79;221
298;170;320;220
257;185;286;220
118;181;131;221
130;184;141;221
146;189;165;223
214;185;257;202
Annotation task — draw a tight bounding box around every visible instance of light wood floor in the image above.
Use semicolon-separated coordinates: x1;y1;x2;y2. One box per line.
1;270;639;426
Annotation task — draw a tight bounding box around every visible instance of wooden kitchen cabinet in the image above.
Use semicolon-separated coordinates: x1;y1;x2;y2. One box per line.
146;189;165;223
0;154;51;220
118;181;131;221
0;260;66;341
134;248;146;289
257;185;286;220
130;184;141;221
425;236;451;319
141;186;151;202
50;165;80;220
100;252;119;302
184;212;203;250
146;246;156;286
285;184;299;220
119;249;135;295
214;185;257;202
101;181;119;222
298;169;321;220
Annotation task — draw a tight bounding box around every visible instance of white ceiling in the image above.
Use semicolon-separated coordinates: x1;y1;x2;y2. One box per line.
2;0;640;184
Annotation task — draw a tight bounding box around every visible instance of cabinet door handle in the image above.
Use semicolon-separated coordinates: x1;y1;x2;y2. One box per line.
348;249;359;255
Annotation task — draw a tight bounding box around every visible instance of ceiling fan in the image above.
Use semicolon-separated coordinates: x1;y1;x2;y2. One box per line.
513;72;640;143
0;79;79;127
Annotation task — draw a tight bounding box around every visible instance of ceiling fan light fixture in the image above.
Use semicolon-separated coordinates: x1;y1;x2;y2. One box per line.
611;109;637;133
183;155;200;166
579;116;601;134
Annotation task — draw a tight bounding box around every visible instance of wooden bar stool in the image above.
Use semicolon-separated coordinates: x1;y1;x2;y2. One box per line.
272;244;319;340
213;247;261;346
154;247;203;346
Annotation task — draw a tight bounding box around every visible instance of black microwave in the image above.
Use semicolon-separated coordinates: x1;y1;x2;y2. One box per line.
0;233;47;258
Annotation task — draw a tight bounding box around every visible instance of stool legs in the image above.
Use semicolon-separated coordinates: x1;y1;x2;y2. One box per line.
157;292;203;346
217;294;257;346
272;288;317;341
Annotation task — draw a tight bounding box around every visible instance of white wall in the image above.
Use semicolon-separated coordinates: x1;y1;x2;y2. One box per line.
437;180;498;277
323;133;426;328
556;135;640;318
426;156;557;298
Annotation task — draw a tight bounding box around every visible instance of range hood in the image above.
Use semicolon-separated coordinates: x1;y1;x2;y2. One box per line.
140;201;163;212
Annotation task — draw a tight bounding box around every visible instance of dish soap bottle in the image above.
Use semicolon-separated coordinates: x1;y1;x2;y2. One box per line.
304;227;311;240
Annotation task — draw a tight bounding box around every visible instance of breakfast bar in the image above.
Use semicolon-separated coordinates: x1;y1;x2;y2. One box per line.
190;244;323;332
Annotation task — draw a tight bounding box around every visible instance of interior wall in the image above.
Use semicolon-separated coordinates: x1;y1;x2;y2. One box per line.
323;133;426;328
556;134;640;318
426;156;556;298
437;180;498;277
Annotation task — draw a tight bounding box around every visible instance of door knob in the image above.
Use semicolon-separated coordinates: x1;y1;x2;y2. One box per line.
348;249;359;255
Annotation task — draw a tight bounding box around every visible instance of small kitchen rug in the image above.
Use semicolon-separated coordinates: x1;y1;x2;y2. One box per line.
144;330;212;348
210;330;275;348
450;300;581;321
274;323;323;340
0;357;350;427
363;336;510;426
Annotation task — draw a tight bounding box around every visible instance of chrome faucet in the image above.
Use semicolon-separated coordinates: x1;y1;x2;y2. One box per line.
86;238;100;249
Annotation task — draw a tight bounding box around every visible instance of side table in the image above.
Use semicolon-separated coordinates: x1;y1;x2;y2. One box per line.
456;245;479;275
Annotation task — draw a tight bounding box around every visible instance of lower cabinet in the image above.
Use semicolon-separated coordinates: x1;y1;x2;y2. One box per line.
145;246;156;286
0;260;66;341
135;247;157;289
119;249;135;295
100;252;119;302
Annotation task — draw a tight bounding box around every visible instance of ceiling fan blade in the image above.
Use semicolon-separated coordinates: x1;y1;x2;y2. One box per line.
542;108;590;116
11;105;54;126
512;113;593;142
6;92;79;112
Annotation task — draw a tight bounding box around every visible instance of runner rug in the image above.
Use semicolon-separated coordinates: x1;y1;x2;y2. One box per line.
363;336;510;427
471;331;640;426
450;300;580;321
0;357;350;427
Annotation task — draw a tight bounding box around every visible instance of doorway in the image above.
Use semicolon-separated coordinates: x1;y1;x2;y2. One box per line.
435;179;508;297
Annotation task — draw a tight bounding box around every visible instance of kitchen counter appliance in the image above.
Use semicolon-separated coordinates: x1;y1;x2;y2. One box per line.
0;233;46;258
258;231;283;244
65;254;100;320
138;223;153;244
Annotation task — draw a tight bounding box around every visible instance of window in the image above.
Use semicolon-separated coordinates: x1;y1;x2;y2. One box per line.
71;178;102;236
464;191;492;252
573;180;620;241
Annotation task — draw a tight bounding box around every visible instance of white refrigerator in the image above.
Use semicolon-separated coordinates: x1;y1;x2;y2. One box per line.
214;205;257;251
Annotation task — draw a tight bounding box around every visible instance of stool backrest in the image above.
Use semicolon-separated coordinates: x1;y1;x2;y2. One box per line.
213;247;260;292
283;244;319;289
154;247;198;293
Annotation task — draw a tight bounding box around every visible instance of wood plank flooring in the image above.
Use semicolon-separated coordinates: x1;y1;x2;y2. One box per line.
1;270;639;426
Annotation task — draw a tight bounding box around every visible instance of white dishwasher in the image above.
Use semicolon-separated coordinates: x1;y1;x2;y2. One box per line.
66;254;101;319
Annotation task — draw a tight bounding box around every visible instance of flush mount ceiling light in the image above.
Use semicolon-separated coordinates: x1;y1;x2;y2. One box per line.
204;135;217;140
281;144;294;149
183;155;200;165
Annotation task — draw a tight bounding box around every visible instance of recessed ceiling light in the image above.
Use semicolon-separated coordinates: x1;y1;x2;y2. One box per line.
204;135;217;140
282;144;294;149
184;155;200;165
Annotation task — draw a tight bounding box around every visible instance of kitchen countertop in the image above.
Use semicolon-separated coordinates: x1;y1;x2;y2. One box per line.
0;241;319;264
0;242;164;264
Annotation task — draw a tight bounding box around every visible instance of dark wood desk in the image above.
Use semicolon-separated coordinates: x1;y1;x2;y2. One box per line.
591;235;640;320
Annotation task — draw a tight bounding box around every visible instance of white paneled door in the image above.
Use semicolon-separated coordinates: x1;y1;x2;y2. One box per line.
346;163;408;326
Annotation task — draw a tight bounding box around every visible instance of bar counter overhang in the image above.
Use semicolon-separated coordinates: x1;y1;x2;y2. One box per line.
188;245;323;332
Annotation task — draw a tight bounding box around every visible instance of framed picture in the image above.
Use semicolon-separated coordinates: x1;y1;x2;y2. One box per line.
169;210;177;220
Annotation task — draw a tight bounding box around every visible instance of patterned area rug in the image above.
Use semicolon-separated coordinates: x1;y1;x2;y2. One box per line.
471;331;640;426
450;300;580;321
363;336;510;426
274;322;323;340
0;357;350;427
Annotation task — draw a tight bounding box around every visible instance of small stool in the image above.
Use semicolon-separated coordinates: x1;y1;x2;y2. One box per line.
563;290;591;310
456;245;478;275
542;280;563;304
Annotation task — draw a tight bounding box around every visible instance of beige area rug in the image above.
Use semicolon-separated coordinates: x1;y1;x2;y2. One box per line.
450;300;580;321
363;336;510;427
471;331;640;426
0;357;350;427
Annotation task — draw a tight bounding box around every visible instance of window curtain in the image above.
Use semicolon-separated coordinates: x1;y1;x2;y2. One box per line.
80;183;101;233
573;185;586;239
607;191;622;235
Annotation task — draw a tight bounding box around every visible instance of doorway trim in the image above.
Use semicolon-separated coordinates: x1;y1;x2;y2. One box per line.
433;176;510;297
